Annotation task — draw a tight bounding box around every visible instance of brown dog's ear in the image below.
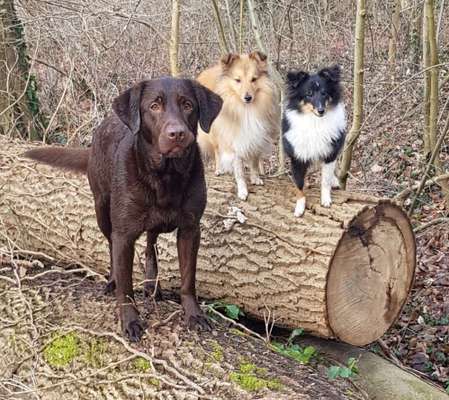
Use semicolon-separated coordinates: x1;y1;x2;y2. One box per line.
221;53;239;69
192;82;223;133
112;82;144;134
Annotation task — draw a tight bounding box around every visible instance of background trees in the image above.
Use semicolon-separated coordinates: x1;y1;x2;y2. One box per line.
0;0;44;139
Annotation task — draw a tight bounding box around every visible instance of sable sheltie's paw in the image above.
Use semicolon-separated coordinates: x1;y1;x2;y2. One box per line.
294;197;306;217
237;186;248;201
321;193;332;208
250;175;264;186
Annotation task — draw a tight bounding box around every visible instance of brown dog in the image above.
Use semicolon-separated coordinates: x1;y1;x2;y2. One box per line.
25;78;223;341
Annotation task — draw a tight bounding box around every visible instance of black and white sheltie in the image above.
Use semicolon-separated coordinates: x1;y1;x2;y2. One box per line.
282;65;346;217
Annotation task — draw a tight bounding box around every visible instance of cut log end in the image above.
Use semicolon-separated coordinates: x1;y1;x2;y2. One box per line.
327;201;416;346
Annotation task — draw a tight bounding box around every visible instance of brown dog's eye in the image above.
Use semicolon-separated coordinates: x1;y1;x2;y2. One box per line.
150;102;160;111
235;78;241;83
251;77;257;82
183;101;193;112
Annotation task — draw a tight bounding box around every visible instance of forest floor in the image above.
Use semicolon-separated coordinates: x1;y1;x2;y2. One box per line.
0;267;365;400
344;64;449;394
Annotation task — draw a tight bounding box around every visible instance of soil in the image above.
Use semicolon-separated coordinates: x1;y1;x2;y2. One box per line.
0;266;364;400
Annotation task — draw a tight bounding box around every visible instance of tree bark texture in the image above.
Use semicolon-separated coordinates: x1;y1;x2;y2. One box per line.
339;0;366;188
0;138;416;346
0;0;43;140
169;0;180;77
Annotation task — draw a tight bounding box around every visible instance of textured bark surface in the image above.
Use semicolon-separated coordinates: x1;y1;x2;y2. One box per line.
0;138;416;345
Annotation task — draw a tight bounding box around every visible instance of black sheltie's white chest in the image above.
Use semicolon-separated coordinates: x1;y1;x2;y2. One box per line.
282;102;347;162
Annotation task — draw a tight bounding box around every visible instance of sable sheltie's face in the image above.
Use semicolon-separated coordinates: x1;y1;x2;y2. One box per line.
285;65;342;117
219;52;271;105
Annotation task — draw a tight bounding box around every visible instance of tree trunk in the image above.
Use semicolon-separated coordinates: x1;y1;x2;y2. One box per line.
246;0;284;173
426;0;439;155
423;2;431;157
388;0;401;82
169;0;180;77
210;0;230;54
423;0;449;202
408;0;422;71
0;0;43;140
339;0;366;189
0;138;416;347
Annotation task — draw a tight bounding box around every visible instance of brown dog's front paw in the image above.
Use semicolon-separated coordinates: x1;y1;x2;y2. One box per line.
182;295;211;331
121;307;145;342
185;313;212;331
124;319;145;342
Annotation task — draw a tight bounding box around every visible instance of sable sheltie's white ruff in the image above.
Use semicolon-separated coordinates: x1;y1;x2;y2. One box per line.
284;102;346;162
215;107;273;174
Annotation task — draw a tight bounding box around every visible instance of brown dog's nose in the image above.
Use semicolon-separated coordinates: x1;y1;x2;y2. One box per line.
166;126;186;142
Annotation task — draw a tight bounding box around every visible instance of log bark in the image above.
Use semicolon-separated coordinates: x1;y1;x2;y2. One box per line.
0;138;416;346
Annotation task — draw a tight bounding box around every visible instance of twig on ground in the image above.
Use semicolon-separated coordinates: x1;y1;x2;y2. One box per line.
63;325;206;394
414;217;449;234
395;173;449;201
376;338;403;366
150;309;182;330
204;304;266;342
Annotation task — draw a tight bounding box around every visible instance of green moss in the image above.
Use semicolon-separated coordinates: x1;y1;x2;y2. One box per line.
229;362;282;392
133;357;152;372
229;328;247;337
44;333;80;367
210;341;224;363
148;377;160;388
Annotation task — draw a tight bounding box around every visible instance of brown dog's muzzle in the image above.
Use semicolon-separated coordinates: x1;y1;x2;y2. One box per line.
159;122;194;158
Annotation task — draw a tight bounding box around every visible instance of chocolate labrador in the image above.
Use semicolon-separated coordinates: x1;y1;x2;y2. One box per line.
25;77;223;341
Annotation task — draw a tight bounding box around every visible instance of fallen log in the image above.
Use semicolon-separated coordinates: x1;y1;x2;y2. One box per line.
0;138;416;346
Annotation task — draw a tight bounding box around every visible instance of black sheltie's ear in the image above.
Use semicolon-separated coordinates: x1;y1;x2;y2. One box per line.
319;65;341;83
221;53;239;69
286;71;309;88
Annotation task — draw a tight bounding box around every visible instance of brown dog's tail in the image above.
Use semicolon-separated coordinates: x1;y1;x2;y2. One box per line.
23;147;89;174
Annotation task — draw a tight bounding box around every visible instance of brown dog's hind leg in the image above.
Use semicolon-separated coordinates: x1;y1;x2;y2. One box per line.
177;226;210;330
144;231;162;301
94;197;115;295
112;232;145;342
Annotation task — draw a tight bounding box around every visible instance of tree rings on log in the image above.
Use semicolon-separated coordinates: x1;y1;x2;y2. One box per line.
327;202;415;346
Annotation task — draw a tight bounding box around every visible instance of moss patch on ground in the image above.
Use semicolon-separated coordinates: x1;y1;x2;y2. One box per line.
229;362;283;392
133;357;152;372
43;333;80;368
209;340;224;363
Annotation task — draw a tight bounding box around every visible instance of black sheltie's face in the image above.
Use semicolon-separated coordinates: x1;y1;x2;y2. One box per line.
286;65;342;117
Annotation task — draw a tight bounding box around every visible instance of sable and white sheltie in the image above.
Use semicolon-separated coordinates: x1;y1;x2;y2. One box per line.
197;52;280;200
282;65;346;217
